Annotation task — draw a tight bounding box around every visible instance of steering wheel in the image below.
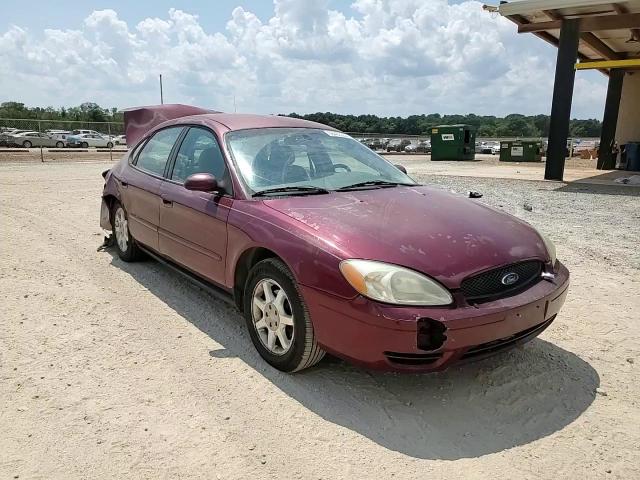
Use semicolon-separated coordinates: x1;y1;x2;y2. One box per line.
333;163;352;173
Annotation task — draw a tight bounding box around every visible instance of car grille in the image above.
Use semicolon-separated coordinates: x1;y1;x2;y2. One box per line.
460;260;543;303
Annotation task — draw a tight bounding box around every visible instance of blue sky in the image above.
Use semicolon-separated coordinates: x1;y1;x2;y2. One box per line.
0;1;276;34
0;0;607;118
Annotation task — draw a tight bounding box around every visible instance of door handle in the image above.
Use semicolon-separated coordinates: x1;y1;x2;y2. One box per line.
120;181;128;188
162;198;173;207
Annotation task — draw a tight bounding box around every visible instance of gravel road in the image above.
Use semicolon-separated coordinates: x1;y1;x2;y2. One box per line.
1;161;638;479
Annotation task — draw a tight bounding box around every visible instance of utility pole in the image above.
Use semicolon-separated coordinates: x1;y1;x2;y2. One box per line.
159;74;164;105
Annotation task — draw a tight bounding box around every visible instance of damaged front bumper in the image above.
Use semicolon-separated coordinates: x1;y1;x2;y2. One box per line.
300;261;570;372
100;198;111;231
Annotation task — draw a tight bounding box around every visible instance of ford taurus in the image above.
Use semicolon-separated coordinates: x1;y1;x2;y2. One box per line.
100;104;569;373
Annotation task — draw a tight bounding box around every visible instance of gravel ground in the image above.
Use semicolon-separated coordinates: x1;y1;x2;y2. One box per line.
1;160;639;479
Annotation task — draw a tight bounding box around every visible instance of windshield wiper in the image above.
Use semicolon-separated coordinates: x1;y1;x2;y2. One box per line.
336;180;416;191
253;186;330;197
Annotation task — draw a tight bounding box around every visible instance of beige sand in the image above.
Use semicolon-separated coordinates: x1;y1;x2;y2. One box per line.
1;160;638;479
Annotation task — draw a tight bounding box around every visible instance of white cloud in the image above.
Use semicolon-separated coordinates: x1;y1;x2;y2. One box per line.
0;0;606;118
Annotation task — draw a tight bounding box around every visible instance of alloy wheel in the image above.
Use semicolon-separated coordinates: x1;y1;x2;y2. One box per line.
251;278;295;355
113;207;129;252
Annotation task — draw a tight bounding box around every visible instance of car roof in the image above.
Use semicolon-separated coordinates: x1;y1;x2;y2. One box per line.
210;113;333;132
164;113;335;134
125;105;339;146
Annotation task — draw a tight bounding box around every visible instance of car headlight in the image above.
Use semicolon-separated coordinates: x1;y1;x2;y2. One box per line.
539;232;557;267
339;259;453;306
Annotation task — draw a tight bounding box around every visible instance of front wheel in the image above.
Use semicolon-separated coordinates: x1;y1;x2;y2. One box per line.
112;201;142;262
23;140;32;148
106;142;113;148
244;258;325;372
81;142;89;148
55;141;64;148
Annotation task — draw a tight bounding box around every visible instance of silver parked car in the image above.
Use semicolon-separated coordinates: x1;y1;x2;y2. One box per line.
10;131;64;148
66;133;114;148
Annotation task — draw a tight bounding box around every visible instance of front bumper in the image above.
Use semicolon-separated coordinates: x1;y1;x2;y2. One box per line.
301;262;569;372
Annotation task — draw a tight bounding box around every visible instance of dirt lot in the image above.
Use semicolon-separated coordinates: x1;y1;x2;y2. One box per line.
1;159;639;479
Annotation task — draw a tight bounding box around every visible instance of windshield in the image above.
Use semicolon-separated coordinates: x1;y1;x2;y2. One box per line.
226;128;416;194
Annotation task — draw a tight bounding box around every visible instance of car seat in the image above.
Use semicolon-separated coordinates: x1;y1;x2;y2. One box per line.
198;147;226;179
254;143;309;184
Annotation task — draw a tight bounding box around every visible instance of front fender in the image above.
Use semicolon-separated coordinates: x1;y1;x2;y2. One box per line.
225;201;357;300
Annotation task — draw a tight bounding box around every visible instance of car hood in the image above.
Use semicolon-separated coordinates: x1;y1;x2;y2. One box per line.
263;185;549;288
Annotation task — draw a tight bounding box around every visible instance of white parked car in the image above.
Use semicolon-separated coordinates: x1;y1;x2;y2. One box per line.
114;135;127;145
45;130;72;144
71;129;102;136
67;133;114;148
9;131;65;148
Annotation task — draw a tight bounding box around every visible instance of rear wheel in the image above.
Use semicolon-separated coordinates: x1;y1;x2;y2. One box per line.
81;142;89;148
106;142;113;148
244;258;325;372
22;140;32;148
112;201;142;262
55;141;64;148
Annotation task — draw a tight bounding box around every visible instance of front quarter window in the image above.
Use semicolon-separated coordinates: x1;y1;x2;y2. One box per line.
170;127;232;193
226;128;415;194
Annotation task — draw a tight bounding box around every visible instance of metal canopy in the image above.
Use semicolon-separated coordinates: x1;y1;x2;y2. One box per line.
494;0;640;69
486;1;640;179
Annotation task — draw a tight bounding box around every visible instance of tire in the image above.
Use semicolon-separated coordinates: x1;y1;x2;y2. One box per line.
81;142;89;148
107;142;113;149
55;141;64;148
243;258;325;372
111;201;142;262
23;141;32;148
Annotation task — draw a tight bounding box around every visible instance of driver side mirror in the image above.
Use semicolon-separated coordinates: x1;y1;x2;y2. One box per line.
394;164;407;174
184;173;222;193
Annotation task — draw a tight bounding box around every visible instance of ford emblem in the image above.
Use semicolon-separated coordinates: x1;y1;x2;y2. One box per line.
501;272;520;286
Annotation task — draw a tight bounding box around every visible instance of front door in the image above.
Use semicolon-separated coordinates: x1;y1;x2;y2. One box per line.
121;126;184;251
158;126;232;285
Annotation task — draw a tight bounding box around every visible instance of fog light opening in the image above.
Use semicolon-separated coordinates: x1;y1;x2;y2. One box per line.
417;318;447;351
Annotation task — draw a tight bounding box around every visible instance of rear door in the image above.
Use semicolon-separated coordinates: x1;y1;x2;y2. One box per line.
121;126;184;251
89;135;101;147
41;133;57;147
26;133;41;147
158;126;233;285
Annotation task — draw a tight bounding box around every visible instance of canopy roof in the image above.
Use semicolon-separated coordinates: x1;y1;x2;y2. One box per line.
495;0;640;64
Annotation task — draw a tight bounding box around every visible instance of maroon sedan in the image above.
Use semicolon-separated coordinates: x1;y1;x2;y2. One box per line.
100;104;569;373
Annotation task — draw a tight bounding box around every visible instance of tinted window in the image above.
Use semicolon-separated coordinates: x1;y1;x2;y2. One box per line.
136;127;183;176
171;127;230;190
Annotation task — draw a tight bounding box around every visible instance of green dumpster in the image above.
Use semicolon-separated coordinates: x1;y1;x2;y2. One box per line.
499;141;542;162
430;125;476;161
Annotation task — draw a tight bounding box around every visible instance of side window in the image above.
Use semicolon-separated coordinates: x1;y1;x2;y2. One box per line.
136;127;183;176
171;127;230;191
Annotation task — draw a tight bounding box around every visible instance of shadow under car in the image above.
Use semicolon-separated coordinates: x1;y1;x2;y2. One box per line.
107;249;599;460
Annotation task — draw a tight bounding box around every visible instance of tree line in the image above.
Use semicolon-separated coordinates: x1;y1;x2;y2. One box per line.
0;101;602;137
286;112;602;138
0;102;123;123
